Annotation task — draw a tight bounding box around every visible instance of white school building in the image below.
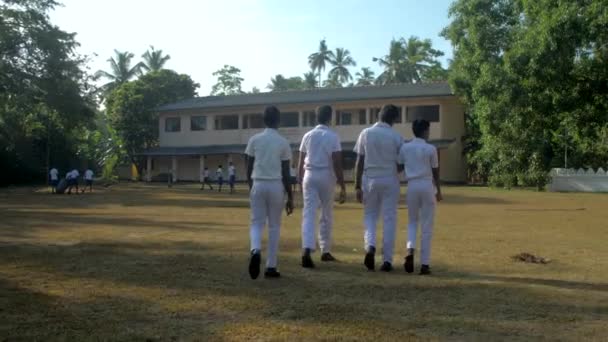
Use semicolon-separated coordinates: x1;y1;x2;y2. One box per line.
141;82;466;183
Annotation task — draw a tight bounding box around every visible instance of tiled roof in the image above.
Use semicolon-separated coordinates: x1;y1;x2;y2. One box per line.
157;82;453;112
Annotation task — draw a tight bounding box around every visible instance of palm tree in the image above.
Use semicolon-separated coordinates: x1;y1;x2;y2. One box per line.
267;74;289;91
355;67;375;86
323;73;343;88
95;50;144;93
141;46;170;72
328;48;357;84
373;39;406;85
308;39;335;87
303;71;317;89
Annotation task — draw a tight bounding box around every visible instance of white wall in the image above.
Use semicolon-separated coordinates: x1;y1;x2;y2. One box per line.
549;168;608;192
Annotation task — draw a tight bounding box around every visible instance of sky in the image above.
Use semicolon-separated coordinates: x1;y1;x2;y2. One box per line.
50;0;455;95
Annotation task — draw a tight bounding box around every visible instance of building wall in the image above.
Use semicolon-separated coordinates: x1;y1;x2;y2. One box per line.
152;96;466;182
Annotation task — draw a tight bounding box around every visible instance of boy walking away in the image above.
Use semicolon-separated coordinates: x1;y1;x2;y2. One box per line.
84;168;94;193
201;167;213;190
245;105;294;279
216;165;224;192
399;120;442;275
354;104;403;272
66;169;80;195
228;162;236;194
49;167;59;194
298;105;346;268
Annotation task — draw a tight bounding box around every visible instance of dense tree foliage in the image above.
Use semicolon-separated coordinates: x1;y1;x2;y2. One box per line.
443;0;608;188
210;65;243;96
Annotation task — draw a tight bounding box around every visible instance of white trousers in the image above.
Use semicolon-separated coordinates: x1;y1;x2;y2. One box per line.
406;179;436;265
301;169;335;253
363;175;400;263
249;180;284;268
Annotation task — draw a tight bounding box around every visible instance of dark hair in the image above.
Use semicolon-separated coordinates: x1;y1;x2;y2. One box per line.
412;119;430;138
219;165;222;168
264;105;280;127
316;105;333;125
380;104;400;125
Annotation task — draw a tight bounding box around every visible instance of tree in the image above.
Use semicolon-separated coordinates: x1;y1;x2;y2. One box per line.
141;46;171;72
95;50;144;94
303;71;318;89
355;67;376;86
328;48;357;85
250;87;261;94
0;0;96;184
373;37;444;84
210;65;244;96
323;73;343;88
267;74;305;91
308;39;335;87
443;0;608;188
106;70;199;174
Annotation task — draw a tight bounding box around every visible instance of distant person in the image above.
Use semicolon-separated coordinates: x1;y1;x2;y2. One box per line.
84;168;94;193
354;104;403;272
216;165;224;192
49;167;59;194
228;162;236;194
290;164;298;192
201;167;213;190
298;105;346;268
66;169;80;195
399;119;442;275
245;105;294;279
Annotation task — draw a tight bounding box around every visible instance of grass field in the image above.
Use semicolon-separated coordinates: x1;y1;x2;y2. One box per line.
1;183;607;341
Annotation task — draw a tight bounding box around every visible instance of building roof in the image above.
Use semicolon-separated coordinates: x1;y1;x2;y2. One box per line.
139;139;456;156
157;82;454;112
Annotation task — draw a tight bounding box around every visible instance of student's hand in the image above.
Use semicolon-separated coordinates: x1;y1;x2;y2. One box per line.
356;188;363;204
285;198;294;216
436;192;443;202
338;186;346;204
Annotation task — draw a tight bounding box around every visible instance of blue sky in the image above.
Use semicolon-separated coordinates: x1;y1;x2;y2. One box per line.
51;0;455;95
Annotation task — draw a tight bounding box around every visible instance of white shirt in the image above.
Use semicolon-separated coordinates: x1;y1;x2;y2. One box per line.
203;170;209;178
228;165;235;176
299;125;341;170
49;168;58;181
84;169;94;180
398;138;438;181
353;122;403;178
216;168;223;178
70;170;80;179
245;128;291;180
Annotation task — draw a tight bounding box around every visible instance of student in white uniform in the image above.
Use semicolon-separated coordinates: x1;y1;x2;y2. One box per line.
66;169;80;195
201;167;213;190
228;162;236;194
354;104;403;272
49;167;59;193
399;119;442;275
216;165;224;192
298;105;346;268
245;105;294;279
84;168;94;193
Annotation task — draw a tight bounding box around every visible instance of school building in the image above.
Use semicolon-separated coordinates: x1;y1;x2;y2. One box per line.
141;82;466;183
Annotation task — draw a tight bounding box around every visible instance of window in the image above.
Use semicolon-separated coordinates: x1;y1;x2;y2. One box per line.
336;110;353;125
214;115;239;130
370;106;403;123
358;109;367;125
406;105;440;122
190;116;207;131
243;114;264;129
280;112;299;128
303;111;316;127
165;117;181;132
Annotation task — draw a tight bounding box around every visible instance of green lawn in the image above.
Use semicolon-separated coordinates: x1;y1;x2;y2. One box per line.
1;183;607;341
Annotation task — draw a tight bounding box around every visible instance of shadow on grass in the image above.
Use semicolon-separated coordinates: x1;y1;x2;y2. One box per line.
1;240;606;340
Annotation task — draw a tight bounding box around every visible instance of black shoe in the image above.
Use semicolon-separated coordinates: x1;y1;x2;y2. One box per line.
248;250;261;279
321;252;336;262
302;249;315;269
380;261;393;272
364;246;376;271
404;255;414;274
419;265;431;275
264;268;281;278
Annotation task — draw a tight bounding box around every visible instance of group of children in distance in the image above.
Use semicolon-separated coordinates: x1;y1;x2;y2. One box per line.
200;163;237;193
245;104;442;279
48;167;94;194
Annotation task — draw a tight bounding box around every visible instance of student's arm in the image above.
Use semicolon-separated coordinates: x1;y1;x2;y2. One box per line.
281;160;294;215
246;156;254;190
332;151;346;203
431;147;442;202
354;154;364;203
297;152;306;182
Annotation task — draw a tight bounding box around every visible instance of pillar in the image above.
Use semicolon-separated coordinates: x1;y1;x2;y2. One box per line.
146;156;152;182
298;110;304;127
171;156;178;183
366;108;371;124
199;155;205;183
